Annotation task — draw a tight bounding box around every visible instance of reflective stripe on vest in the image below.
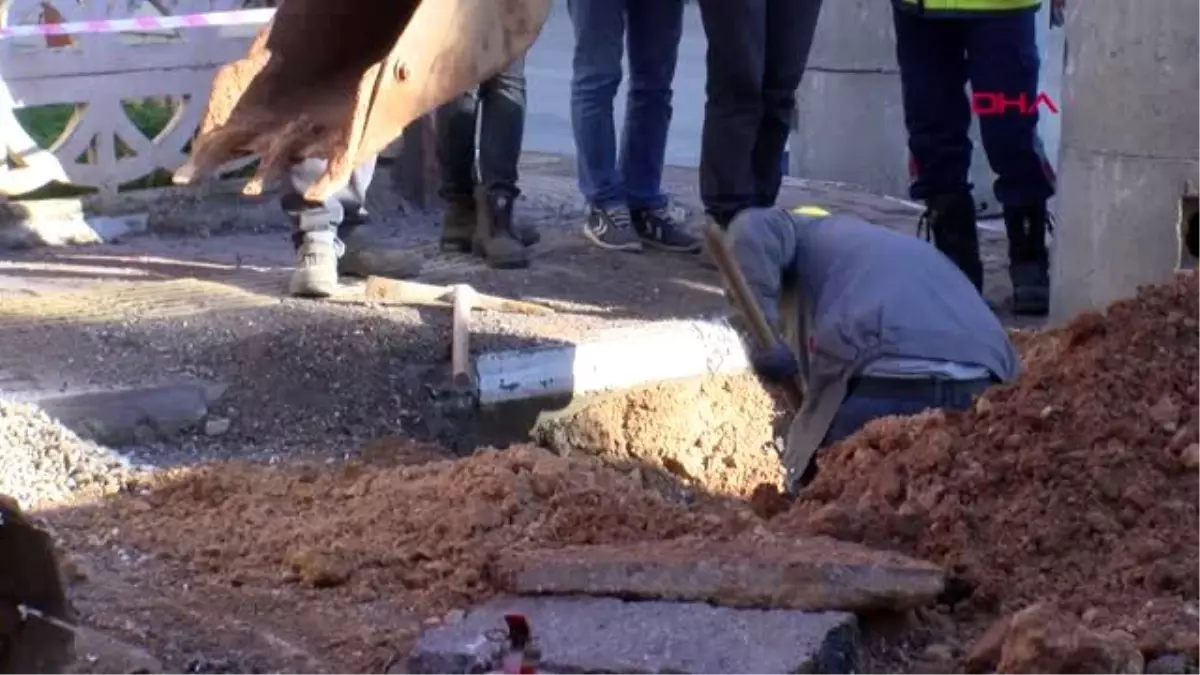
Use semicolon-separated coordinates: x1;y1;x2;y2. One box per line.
897;0;1040;12
791;205;832;218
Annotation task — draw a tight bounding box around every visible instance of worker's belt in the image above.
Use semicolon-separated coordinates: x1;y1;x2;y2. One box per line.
846;375;994;401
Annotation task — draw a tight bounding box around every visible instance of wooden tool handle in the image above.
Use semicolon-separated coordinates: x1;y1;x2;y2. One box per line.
450;285;475;387
702;223;804;410
364;276;554;315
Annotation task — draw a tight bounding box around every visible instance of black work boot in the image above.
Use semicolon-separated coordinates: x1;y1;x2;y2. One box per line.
1003;204;1051;316
443;196;539;251
919;193;984;292
441;198;476;252
474;187;530;269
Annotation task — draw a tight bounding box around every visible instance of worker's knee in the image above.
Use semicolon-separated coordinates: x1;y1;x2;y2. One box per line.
826;396;930;446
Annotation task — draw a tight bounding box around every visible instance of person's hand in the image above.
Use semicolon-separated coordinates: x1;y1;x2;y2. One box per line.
750;342;799;386
1050;0;1064;28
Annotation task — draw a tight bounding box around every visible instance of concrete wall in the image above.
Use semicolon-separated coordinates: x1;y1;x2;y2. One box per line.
1048;0;1199;322
791;0;909;197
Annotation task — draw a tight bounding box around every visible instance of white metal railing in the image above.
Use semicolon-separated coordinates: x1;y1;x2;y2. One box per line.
0;0;271;198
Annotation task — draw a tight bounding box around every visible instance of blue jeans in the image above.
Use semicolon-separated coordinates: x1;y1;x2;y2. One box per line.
435;58;527;202
566;0;683;210
821;376;994;448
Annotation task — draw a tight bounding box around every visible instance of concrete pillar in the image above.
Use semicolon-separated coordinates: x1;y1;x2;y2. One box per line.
790;0;909;197
1049;0;1199;323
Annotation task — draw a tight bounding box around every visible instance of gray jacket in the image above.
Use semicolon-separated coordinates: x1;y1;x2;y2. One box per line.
727;207;1020;487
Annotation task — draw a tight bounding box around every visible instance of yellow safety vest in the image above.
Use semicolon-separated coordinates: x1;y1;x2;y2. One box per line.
895;0;1040;14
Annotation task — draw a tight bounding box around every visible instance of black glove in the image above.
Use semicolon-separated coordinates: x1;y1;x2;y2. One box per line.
750;342;799;386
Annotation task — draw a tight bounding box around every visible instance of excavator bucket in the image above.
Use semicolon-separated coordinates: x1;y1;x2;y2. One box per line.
173;0;552;203
0;495;73;674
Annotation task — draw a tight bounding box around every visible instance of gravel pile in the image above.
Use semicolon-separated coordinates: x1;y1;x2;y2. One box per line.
0;402;141;510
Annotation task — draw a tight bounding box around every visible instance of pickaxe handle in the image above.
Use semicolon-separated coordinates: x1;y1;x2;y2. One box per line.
702;223;804;410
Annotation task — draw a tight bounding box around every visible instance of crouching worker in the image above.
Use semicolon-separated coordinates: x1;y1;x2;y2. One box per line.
726;205;1021;493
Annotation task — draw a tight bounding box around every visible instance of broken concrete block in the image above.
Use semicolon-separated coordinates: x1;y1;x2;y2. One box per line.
34;381;217;445
494;535;944;612
408;596;858;674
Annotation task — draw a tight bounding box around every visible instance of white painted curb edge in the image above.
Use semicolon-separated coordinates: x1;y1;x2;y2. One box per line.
474;317;752;406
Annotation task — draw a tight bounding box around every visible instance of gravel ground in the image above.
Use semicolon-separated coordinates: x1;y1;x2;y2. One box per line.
0;402;142;510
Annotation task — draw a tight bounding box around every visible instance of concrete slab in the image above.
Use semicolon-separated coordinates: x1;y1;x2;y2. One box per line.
30;381;222;446
495;536;944;613
407;596;859;674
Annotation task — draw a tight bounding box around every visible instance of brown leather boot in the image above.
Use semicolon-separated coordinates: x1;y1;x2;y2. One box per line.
473;187;529;269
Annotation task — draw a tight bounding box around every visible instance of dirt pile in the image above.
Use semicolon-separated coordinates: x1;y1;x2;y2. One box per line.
538;374;784;497
775;273;1200;661
69;445;753;615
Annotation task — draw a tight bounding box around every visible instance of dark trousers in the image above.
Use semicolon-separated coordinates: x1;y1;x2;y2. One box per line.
820;376;993;448
893;8;1056;207
566;0;683;210
697;0;824;226
435;58;527;203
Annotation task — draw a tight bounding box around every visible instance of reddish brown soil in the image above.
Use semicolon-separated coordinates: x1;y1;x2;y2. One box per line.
51;445;755;671
771;272;1200;669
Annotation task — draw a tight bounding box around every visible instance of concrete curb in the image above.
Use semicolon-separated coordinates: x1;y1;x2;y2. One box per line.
2;380;227;447
474;317;752;406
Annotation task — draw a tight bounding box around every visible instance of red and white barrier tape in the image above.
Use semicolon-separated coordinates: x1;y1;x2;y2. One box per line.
0;8;274;39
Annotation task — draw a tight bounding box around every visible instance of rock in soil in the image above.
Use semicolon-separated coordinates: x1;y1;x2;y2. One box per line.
774;273;1200;657
996;603;1144;674
495;535;944;612
1146;653;1192;675
0;402;140;509
408;596;859;675
537;374;785;498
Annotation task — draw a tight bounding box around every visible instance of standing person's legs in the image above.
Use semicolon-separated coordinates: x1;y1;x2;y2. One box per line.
893;9;983;291
283;157;421;298
568;0;641;251
752;0;823;208
623;0;698;253
475;57;534;268
965;14;1056;315
435;85;481;252
478;57;527;200
696;0;766;228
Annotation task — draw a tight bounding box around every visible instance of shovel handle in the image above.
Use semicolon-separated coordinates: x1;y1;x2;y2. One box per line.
703;223;804;410
451;285;476;387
